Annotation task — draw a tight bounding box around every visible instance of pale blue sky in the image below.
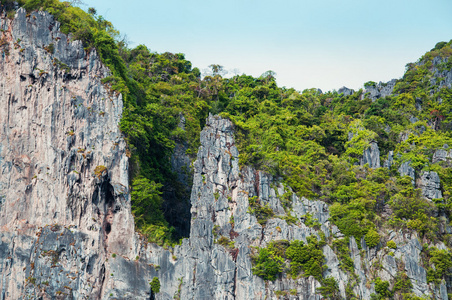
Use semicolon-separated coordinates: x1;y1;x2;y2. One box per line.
82;0;452;92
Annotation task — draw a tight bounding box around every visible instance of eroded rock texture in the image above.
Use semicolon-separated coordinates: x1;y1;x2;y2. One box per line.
418;171;442;200
145;115;333;299
398;160;415;184
0;7;449;300
0;8;139;299
146;115;447;300
362;79;397;101
361;141;380;169
433;144;452;164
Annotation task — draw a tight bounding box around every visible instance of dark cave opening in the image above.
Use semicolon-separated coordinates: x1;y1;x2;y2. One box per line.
162;177;192;240
105;222;111;235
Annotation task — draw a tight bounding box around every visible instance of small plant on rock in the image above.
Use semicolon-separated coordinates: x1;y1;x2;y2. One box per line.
365;229;380;248
150;277;160;294
387;240;397;249
94;165;107;178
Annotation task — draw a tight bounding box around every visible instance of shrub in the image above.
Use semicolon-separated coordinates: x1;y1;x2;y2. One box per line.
426;247;452;284
251;238;326;282
332;237;354;273
94;165;107;178
150;277;160;294
217;236;234;248
44;43;54;54
285;237;325;280
317;277;340;299
374;277;392;298
248;196;275;225
364;81;377;88
251;248;284;281
212;225;220;239
387;240;397;249
393;272;412;294
364;229;380;248
303;213;321;228
131;177;176;246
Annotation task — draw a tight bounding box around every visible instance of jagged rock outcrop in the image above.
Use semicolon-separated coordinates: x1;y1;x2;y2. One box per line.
383;150;394;169
417;171;442;200
348;129;382;169
149;115;335;299
398;161;415;184
338;86;354;96
433;144;452;164
431;56;452;89
145;115;445;300
360;141;380;168
361;79;397;101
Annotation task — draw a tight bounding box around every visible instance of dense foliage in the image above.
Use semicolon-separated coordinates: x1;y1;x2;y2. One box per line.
220;41;452;245
251;237;326;281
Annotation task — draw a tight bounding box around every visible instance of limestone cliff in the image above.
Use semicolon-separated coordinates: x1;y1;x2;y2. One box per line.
147;115;449;300
0;8;138;299
0;7;450;300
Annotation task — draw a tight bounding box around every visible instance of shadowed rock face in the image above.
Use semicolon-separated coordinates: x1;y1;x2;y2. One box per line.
0;7;449;300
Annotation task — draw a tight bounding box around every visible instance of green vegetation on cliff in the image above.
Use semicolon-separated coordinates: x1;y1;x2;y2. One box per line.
251;237;325;281
3;5;452;288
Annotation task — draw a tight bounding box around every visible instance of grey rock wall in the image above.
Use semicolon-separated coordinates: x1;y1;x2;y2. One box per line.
362;79;397;101
149;115;445;300
417;171;442;200
338;86;354;96
432;56;452;89
383;150;394;169
150;115;334;299
433;145;452;164
0;8;140;299
361;141;380;168
398;161;415;185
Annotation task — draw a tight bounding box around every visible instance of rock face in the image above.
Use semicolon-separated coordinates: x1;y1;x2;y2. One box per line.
432;144;452;164
383;150;394;169
338;86;354;96
417;171;442;200
149;115;444;300
151;115;333;299
0;7;449;300
432;55;452;89
398;161;415;184
361;141;380;168
0;8;139;299
362;79;397;101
